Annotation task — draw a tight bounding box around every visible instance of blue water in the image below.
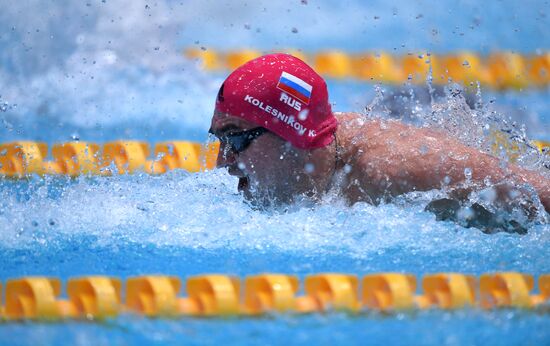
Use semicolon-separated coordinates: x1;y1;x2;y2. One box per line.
1;0;549;144
2;312;550;346
1;172;549;345
1;0;549;345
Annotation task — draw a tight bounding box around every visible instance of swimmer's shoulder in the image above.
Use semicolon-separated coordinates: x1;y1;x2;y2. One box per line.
334;112;421;162
334;112;405;136
334;112;382;164
334;112;375;131
334;112;367;125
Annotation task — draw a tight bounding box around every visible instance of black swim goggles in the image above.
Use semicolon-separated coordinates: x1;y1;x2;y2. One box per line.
209;127;269;153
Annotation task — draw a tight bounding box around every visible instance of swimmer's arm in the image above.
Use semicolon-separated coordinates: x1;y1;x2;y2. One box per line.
415;141;550;213
348;118;549;212
507;166;550;213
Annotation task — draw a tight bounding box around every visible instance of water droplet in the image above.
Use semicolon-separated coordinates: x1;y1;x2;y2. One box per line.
480;187;497;203
304;163;315;173
457;207;474;221
508;189;521;199
419;145;429;155
298;109;309;121
464;167;472;182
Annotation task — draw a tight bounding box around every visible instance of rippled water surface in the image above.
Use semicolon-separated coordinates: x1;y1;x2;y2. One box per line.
1;0;549;345
1;171;549;345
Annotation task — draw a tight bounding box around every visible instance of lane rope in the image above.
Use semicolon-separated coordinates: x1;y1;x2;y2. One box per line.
185;49;550;90
1;272;549;321
1;140;548;178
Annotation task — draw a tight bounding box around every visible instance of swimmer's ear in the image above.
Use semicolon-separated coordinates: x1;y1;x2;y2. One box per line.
217;83;225;103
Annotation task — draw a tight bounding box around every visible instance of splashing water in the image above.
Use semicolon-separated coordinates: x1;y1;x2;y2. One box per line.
0;0;547;263
363;81;550;229
0;0;547;267
426;84;548;174
1;170;549;273
0;1;549;344
369;82;548;175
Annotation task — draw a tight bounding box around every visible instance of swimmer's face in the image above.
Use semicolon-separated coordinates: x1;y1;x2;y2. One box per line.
210;111;323;207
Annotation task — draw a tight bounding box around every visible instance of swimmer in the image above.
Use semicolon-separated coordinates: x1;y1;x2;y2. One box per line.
209;54;550;232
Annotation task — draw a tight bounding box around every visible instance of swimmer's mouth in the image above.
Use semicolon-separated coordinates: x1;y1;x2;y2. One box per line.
238;177;249;191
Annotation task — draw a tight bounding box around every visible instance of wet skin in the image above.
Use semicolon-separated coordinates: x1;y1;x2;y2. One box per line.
210;111;550;215
210;110;336;207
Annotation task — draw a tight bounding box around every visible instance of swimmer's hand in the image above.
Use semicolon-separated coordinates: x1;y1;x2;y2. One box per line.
426;181;547;234
425;198;528;234
448;181;544;220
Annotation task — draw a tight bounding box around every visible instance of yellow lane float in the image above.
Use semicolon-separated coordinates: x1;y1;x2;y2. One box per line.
184;49;550;89
2;272;549;321
0;138;545;179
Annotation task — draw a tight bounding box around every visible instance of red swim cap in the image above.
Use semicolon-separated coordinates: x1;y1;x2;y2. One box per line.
214;53;338;149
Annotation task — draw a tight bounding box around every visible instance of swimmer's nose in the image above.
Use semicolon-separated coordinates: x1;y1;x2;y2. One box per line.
216;143;247;177
216;142;236;169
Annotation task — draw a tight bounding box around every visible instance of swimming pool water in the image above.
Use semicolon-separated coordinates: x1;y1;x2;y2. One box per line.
1;0;549;345
2;311;550;346
1;171;549;345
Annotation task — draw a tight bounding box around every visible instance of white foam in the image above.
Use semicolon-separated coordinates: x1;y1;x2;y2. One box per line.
0;170;548;265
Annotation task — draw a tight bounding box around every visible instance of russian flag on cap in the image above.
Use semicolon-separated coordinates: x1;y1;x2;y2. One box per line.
276;71;312;105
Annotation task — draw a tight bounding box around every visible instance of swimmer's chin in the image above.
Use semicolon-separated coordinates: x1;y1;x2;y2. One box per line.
238;176;256;203
239;181;317;211
238;178;282;209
